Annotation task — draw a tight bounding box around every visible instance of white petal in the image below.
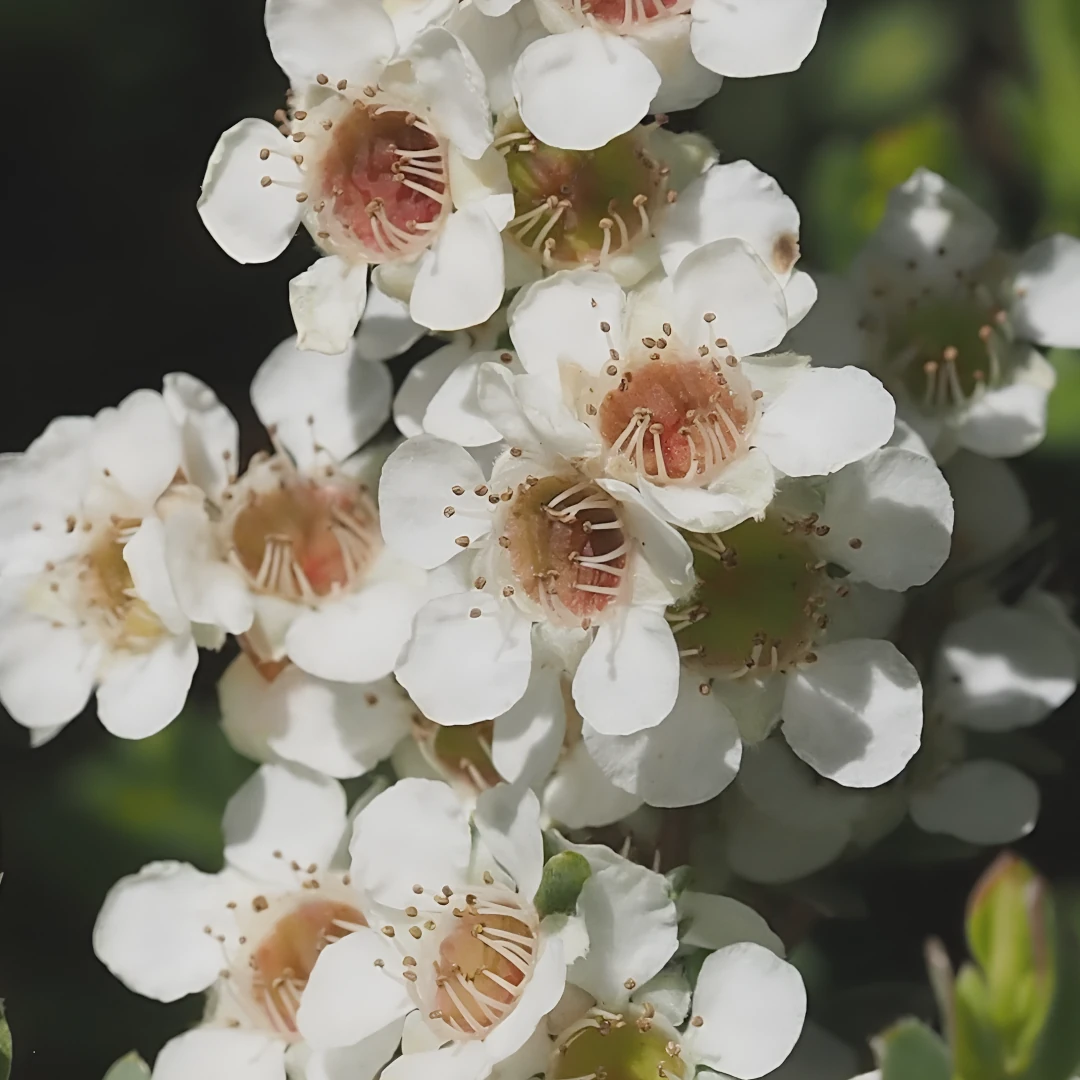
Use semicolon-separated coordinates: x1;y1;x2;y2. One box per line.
379;435;490;569
159;489;255;635
425;351;511;447
301;1018;406;1080
154;1030;286;1080
690;0;825;77
474;783;545;897
123;517;187;635
754;368;895;477
285;580;424;683
410;207;505;331
573;606;680;736
448;143;515;230
815;448;954;591
92;861;227;1002
402;27;494;161
542;740;644;828
631;969;692;1027
935;606;1077;732
910;760;1039;845
638;449;775;534
222;762;347;885
568;852;678;1007
350;777;472;904
163;372;240;501
251;336;391;468
946;451;1030;567
724;793;850;884
765;1022;858;1080
92;389;182;505
491;657;567;786
96;634;198;739
679;892;784;957
659;160;801;280
396;592;534;724
290;257;370;356
598;479;695;595
684;943;806;1078
672;238;789;358
265;0;396;87
394;337;473;439
0;610;98;728
513;29;661;151
582;671;742;806
782;639;923;788
783;270;818;328
219;654;411;778
956;381;1051;458
355;280;425;362
298;929;415;1048
1011;234;1080;348
197;118;303;264
381;1043;489;1080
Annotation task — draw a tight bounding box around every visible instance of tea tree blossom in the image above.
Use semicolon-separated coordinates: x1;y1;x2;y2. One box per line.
582;447;954;807
199;0;511;350
159;337;426;689
787;169;1080;459
0;392;199;740
379;426;697;736
93;764;389;1080
494;0;827;150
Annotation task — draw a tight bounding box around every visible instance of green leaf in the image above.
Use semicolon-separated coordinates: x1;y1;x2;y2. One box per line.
952;964;1007;1080
533;851;591;919
103;1052;151;1080
1020;891;1080;1080
877;1018;951;1080
0;1001;11;1080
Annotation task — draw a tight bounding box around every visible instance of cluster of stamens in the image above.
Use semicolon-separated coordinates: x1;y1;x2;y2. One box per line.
669;516;855;681
380;876;538;1041
222;450;380;606
559;0;690;31
498;121;672;269
547;1006;691;1080
205;855;366;1039
500;474;630;627
260;79;449;263
592;317;758;485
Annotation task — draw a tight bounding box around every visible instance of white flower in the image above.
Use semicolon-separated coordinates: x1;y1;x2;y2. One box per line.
295;779;571;1080
93;763;392;1080
583;448;954;806
198;0;511;350
379;425;697;735
490;0;826;150
787;169;1080;459
159;336;426;693
0;391;199;740
461;240;890;534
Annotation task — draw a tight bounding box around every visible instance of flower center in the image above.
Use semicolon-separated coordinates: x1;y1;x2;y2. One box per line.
598;354;755;484
670;517;828;676
226;457;380;602
250;899;369;1035
547;1009;689;1080
293;93;449;263
500;123;668;268
431;892;538;1038
885;291;1010;414
559;0;689;29
503;475;628;624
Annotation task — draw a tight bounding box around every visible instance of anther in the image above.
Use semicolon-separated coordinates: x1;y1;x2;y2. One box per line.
469;608;481;619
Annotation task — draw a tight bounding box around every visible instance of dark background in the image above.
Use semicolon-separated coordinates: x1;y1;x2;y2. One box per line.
1;0;1078;1073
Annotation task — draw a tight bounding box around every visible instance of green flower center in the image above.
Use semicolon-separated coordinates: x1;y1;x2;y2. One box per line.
670;517;828;675
548;1011;689;1080
501;124;667;269
886;291;1010;414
